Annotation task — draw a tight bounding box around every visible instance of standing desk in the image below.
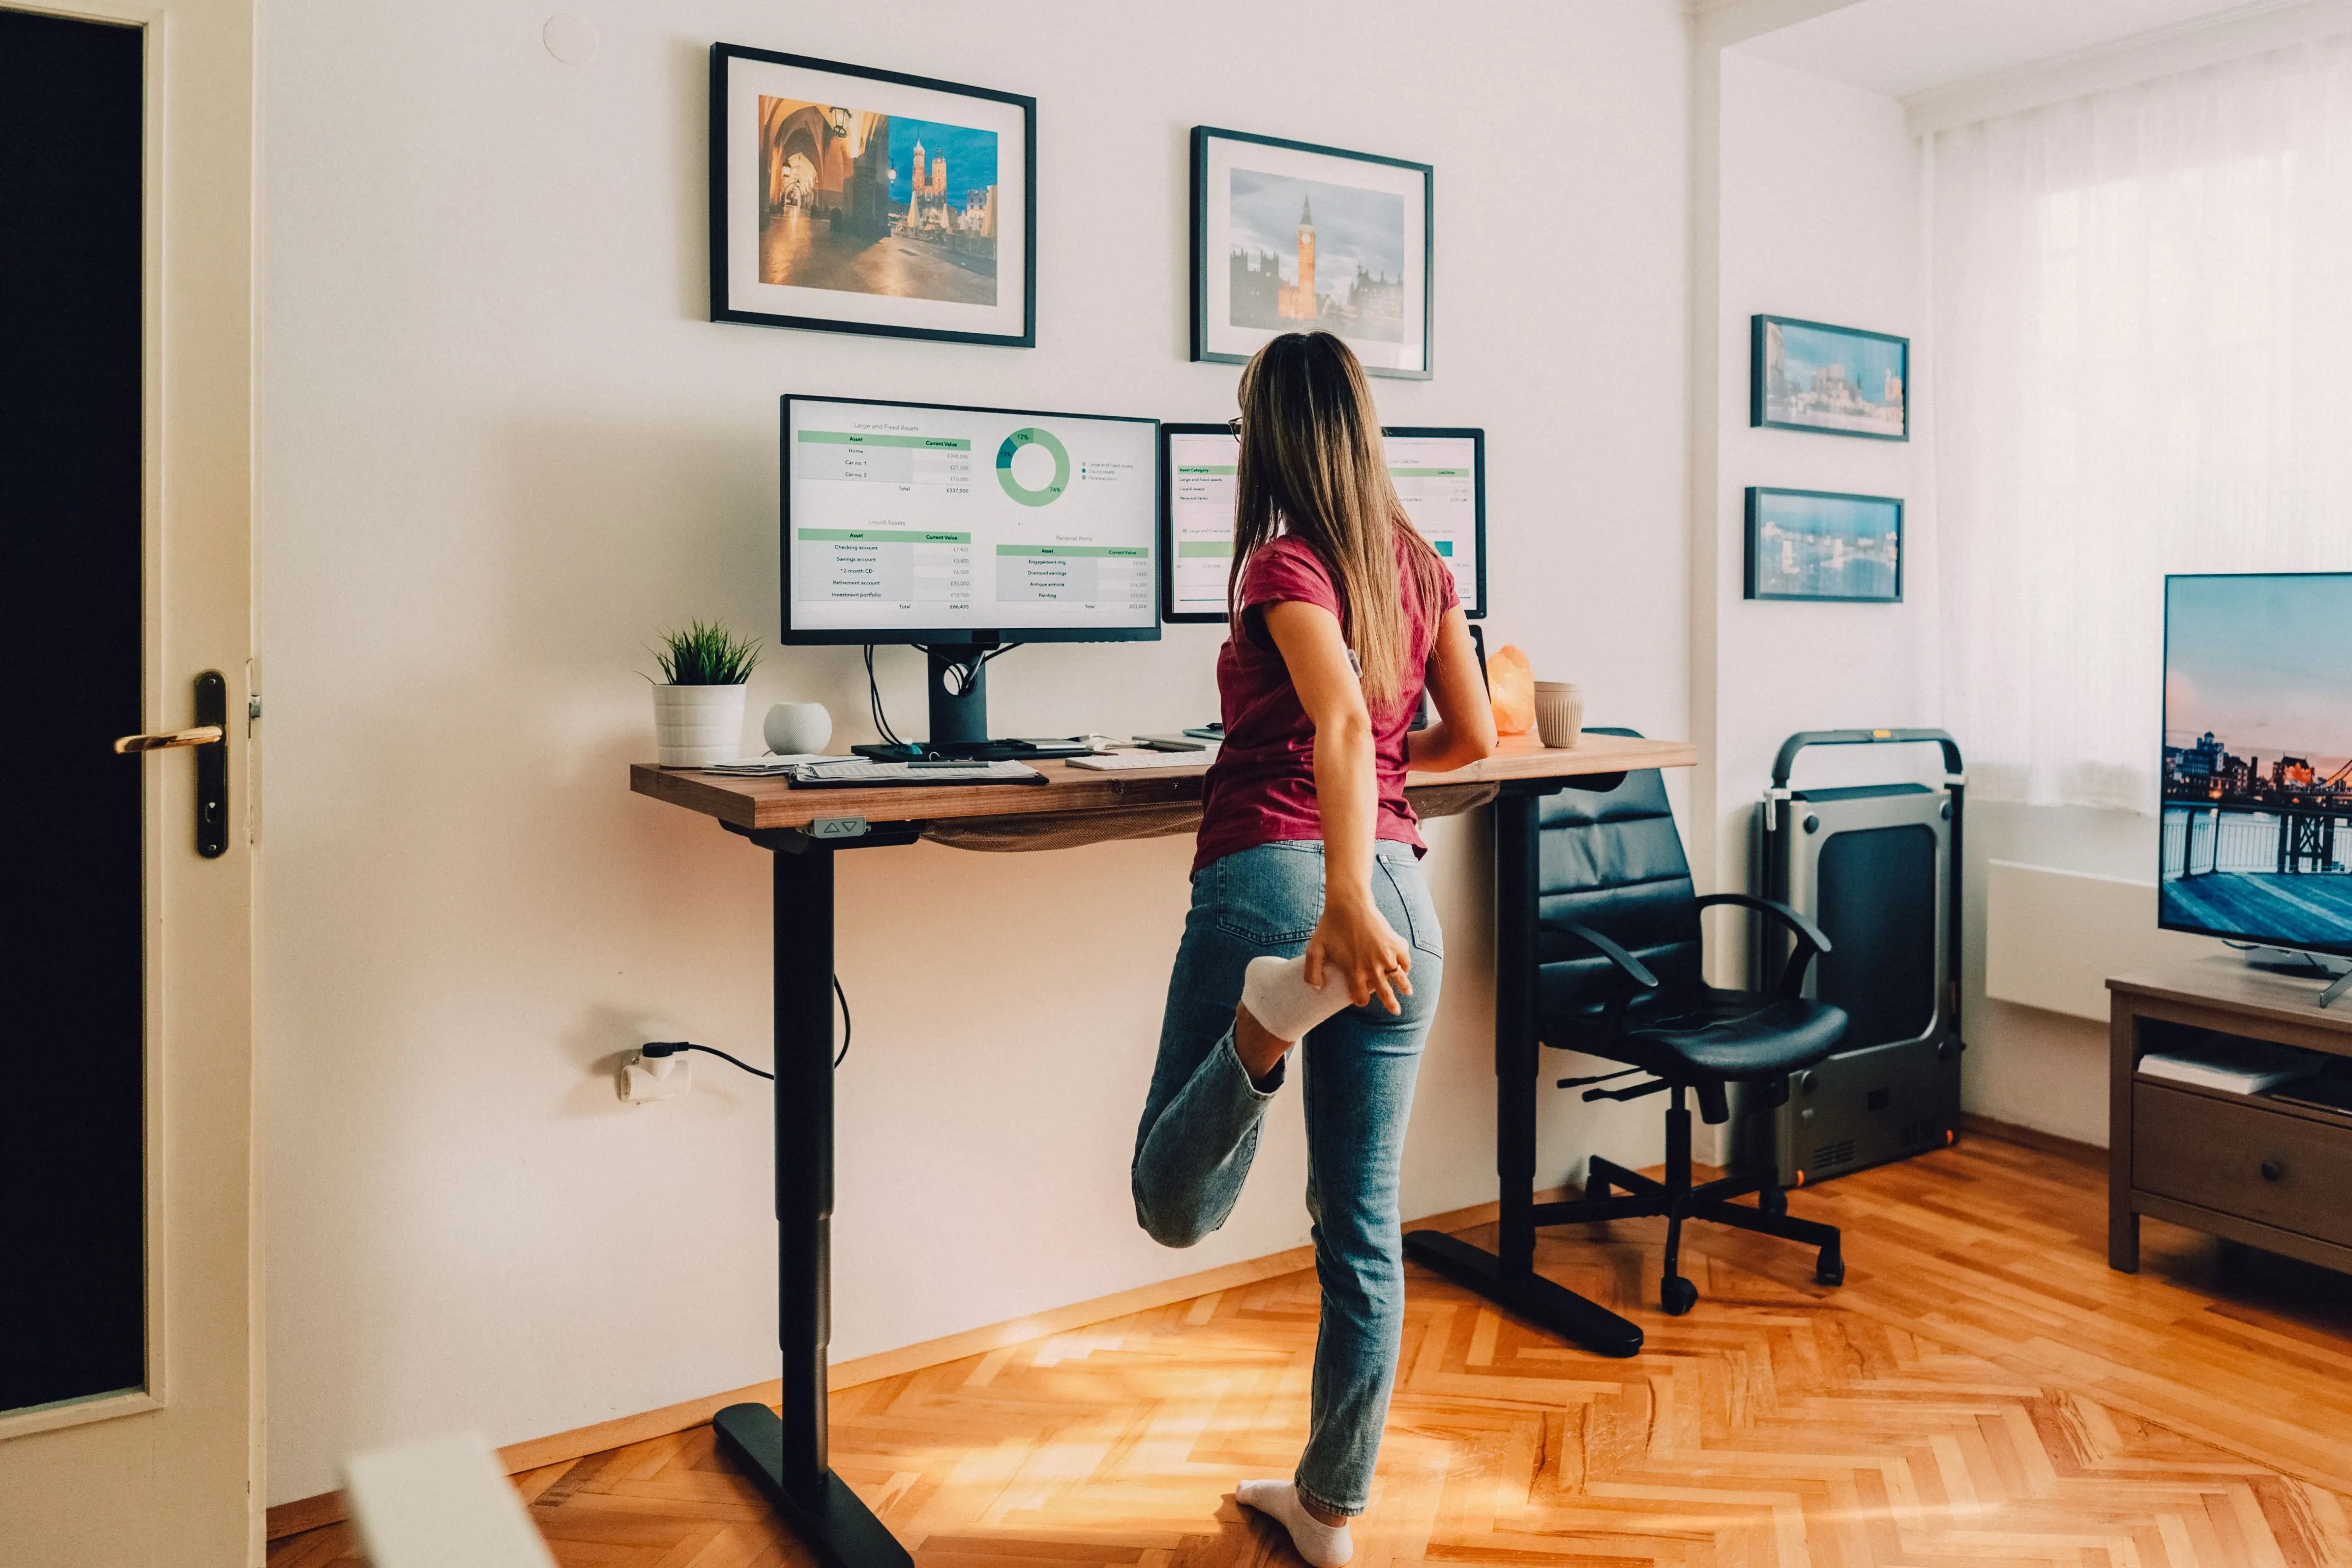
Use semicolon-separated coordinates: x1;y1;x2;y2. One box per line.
629;730;1697;1568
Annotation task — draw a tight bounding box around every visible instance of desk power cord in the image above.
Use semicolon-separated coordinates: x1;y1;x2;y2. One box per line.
640;974;852;1075
863;642;1019;751
863;645;904;750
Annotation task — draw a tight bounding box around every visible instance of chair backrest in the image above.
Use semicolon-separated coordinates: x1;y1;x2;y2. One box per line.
1537;730;1704;1028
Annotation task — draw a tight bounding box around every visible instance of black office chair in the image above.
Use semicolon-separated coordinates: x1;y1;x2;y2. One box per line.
1532;738;1848;1315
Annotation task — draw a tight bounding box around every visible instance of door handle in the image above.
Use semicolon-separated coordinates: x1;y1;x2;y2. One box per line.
112;725;224;753
114;672;231;858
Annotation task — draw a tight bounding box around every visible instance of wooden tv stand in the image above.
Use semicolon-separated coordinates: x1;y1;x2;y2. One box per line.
2109;956;2352;1274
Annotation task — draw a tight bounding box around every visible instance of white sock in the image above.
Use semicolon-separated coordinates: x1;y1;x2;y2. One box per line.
1240;955;1351;1044
1239;1479;1352;1567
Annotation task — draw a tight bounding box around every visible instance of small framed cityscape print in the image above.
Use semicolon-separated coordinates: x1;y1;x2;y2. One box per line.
1745;487;1903;602
1751;315;1908;440
709;44;1035;347
1191;126;1432;379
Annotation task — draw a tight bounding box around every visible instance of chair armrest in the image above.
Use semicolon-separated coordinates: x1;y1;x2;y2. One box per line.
1694;892;1830;998
1694;892;1832;955
1545;919;1661;990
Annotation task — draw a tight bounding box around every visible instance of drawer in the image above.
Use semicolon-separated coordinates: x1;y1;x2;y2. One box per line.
2134;1082;2352;1249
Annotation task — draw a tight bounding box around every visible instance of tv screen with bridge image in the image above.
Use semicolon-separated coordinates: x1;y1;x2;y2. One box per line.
2161;572;2352;957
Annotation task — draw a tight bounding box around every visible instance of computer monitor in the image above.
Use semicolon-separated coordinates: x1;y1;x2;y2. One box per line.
1158;425;1485;624
783;395;1159;756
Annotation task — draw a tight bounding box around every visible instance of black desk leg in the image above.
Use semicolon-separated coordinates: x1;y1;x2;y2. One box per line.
712;839;914;1568
1403;790;1644;1358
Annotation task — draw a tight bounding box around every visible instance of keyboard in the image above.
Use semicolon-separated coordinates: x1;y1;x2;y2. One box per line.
786;758;1047;789
1065;750;1217;772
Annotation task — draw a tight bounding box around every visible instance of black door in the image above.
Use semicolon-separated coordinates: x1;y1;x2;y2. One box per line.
0;8;147;1414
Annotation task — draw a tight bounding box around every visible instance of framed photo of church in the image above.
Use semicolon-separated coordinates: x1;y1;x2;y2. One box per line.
709;44;1036;346
1190;126;1432;379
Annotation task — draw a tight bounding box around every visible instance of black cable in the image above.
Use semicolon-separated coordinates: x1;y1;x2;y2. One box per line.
646;1041;772;1079
833;971;851;1067
639;972;854;1076
863;644;904;749
914;641;1017;699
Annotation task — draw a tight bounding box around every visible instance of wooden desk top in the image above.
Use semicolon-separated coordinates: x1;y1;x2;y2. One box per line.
629;731;1697;834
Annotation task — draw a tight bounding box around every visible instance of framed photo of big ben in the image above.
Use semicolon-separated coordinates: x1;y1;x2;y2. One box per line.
1190;127;1432;379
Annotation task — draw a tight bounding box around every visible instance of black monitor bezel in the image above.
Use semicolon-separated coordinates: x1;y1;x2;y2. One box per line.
781;394;1163;647
2158;569;2352;959
1156;423;1487;625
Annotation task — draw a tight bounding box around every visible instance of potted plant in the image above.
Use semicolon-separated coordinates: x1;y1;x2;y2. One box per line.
648;620;761;766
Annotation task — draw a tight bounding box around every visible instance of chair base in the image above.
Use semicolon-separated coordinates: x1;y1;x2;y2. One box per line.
1572;1135;1844;1312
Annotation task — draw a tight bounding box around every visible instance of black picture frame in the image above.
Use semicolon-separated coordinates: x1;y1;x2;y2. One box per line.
1190;126;1432;379
1744;486;1904;603
1751;315;1908;440
710;44;1036;347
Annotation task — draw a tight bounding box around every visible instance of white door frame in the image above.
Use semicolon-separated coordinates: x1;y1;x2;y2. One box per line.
0;0;258;1560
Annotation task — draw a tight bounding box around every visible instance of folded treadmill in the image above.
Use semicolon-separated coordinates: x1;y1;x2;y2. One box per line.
1739;729;1966;1187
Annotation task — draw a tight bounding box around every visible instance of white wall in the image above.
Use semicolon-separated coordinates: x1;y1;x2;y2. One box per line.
1699;47;2143;1153
1697;51;1941;931
257;0;1695;1504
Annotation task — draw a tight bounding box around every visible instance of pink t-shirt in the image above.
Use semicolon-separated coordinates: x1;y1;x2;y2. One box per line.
1192;532;1458;873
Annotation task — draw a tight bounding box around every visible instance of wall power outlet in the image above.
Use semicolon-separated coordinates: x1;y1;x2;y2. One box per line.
618;1050;689;1105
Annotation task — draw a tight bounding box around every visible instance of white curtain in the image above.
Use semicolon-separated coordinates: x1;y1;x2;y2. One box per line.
1934;40;2352;811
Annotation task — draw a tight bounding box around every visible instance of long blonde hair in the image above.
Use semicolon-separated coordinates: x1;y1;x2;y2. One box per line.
1229;332;1449;708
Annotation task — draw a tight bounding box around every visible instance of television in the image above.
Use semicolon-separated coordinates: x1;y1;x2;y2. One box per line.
2160;572;2352;973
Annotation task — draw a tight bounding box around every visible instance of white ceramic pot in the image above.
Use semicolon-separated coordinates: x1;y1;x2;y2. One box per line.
651;683;747;766
1533;681;1585;749
763;701;833;756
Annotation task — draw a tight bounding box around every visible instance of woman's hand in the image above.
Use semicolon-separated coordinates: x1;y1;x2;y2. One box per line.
1305;892;1414;1014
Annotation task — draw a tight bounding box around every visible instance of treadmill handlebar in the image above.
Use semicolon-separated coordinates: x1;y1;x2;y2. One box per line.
1771;728;1963;789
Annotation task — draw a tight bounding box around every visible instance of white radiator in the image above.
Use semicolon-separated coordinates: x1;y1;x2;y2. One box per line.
1984;860;2223;1022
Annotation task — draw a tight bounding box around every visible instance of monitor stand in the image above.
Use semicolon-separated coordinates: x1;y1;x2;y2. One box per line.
852;644;1086;763
2243;945;2352;1009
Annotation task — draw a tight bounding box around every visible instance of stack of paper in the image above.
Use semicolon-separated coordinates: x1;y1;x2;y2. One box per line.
694;754;850;776
2138;1034;2324;1096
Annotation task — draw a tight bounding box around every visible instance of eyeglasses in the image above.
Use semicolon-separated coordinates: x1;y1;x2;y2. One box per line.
1226;417;1243;439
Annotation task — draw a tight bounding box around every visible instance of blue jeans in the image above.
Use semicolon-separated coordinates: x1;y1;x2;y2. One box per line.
1131;839;1444;1518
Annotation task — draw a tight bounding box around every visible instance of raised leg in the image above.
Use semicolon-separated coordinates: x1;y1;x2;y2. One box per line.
712;839;912;1568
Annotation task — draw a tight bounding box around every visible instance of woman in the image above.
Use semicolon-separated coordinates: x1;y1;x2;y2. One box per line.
1131;331;1497;1566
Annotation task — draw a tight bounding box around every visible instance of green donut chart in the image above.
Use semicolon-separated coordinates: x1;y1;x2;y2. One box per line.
995;427;1070;507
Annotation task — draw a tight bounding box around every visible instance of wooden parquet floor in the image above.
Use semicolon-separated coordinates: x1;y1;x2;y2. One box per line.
269;1135;2352;1568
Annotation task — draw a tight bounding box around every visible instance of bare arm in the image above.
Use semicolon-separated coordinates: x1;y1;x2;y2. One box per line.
1406;607;1499;774
1262;600;1414;1013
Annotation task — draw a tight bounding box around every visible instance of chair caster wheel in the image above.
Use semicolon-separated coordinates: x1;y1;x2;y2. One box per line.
1816;1254;1844;1287
1759;1187;1787;1216
1661;1275;1698;1315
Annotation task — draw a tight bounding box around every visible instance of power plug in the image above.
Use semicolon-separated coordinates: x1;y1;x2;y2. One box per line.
618;1048;690;1105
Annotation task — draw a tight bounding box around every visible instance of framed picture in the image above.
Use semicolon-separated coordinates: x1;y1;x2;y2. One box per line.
1751;316;1908;440
709;44;1035;347
1745;487;1903;602
1191;126;1431;379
